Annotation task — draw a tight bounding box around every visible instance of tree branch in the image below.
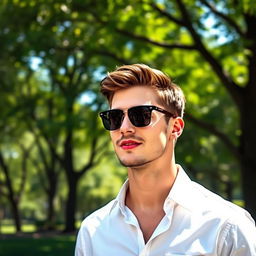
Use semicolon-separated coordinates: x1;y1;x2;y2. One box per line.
93;49;130;65
17;142;34;198
175;0;244;108
0;180;8;198
185;112;240;159
78;103;106;177
90;10;195;51
31;157;48;193
49;68;66;94
147;0;186;27
199;0;245;36
65;54;77;91
116;27;196;50
94;143;113;164
28;111;65;167
33;129;50;171
78;136;98;177
0;152;15;201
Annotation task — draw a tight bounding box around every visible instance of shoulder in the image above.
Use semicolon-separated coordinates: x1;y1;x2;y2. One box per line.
191;181;255;224
79;199;117;230
189;181;256;253
75;201;116;256
172;167;254;223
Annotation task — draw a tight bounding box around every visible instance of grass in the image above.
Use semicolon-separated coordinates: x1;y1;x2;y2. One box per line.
0;222;76;256
0;220;81;234
0;223;37;234
0;234;76;256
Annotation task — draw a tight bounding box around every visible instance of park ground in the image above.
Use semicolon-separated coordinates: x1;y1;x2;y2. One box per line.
0;222;77;256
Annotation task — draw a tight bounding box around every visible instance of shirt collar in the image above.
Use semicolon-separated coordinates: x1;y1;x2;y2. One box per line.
111;179;129;216
167;165;204;212
112;165;203;215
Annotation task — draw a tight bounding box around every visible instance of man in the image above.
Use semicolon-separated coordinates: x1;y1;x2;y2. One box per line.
75;64;256;255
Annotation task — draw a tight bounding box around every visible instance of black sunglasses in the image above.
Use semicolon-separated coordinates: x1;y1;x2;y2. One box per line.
99;105;175;131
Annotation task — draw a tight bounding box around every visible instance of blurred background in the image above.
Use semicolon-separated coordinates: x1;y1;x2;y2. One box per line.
0;0;256;255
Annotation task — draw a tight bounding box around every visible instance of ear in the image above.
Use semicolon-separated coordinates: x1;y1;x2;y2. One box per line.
170;117;184;140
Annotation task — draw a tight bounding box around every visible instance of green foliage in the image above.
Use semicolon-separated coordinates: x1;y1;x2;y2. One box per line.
1;0;256;234
77;155;126;218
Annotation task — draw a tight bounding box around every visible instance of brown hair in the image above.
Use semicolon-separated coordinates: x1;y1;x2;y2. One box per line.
100;64;185;117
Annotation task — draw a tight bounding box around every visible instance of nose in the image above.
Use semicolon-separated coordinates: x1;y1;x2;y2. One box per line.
119;113;135;134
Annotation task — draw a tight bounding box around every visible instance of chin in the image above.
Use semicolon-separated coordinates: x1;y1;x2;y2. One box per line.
118;158;149;168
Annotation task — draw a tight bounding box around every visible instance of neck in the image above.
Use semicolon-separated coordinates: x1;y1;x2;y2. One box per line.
126;160;178;210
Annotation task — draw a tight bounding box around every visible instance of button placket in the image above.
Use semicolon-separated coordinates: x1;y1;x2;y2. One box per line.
139;240;152;256
124;206;147;254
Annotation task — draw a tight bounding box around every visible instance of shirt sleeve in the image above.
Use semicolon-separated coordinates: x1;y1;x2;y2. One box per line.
218;215;256;256
75;225;93;256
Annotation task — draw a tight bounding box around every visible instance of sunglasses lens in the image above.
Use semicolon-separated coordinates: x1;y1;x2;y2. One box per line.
129;106;151;127
100;106;154;130
101;110;123;130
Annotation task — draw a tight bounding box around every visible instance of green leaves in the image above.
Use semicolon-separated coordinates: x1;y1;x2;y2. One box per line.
1;0;256;227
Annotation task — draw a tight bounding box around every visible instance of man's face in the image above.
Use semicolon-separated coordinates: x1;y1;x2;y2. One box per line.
110;86;174;168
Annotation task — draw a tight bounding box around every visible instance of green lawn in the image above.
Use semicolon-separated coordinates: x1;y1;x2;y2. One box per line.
0;234;76;256
0;223;37;234
0;221;79;256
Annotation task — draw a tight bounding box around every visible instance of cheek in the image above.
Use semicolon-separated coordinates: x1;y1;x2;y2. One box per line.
159;131;168;147
110;133;117;147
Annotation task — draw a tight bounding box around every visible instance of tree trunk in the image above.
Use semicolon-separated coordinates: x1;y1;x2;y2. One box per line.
62;94;77;233
46;152;58;230
46;179;57;230
0;153;21;232
10;197;21;232
64;174;78;232
240;92;256;220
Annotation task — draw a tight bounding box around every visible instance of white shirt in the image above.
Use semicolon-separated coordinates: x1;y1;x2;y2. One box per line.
75;166;256;256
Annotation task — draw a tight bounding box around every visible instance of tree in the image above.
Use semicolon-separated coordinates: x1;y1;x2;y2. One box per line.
30;127;62;230
0;49;32;232
0;138;33;232
71;0;256;218
2;0;255;232
0;0;113;232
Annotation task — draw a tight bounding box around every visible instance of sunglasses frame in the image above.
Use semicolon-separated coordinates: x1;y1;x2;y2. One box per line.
99;105;175;131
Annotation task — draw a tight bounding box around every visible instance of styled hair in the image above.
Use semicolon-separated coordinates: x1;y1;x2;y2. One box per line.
100;64;185;117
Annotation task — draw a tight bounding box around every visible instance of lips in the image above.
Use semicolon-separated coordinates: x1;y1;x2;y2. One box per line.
120;140;142;150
